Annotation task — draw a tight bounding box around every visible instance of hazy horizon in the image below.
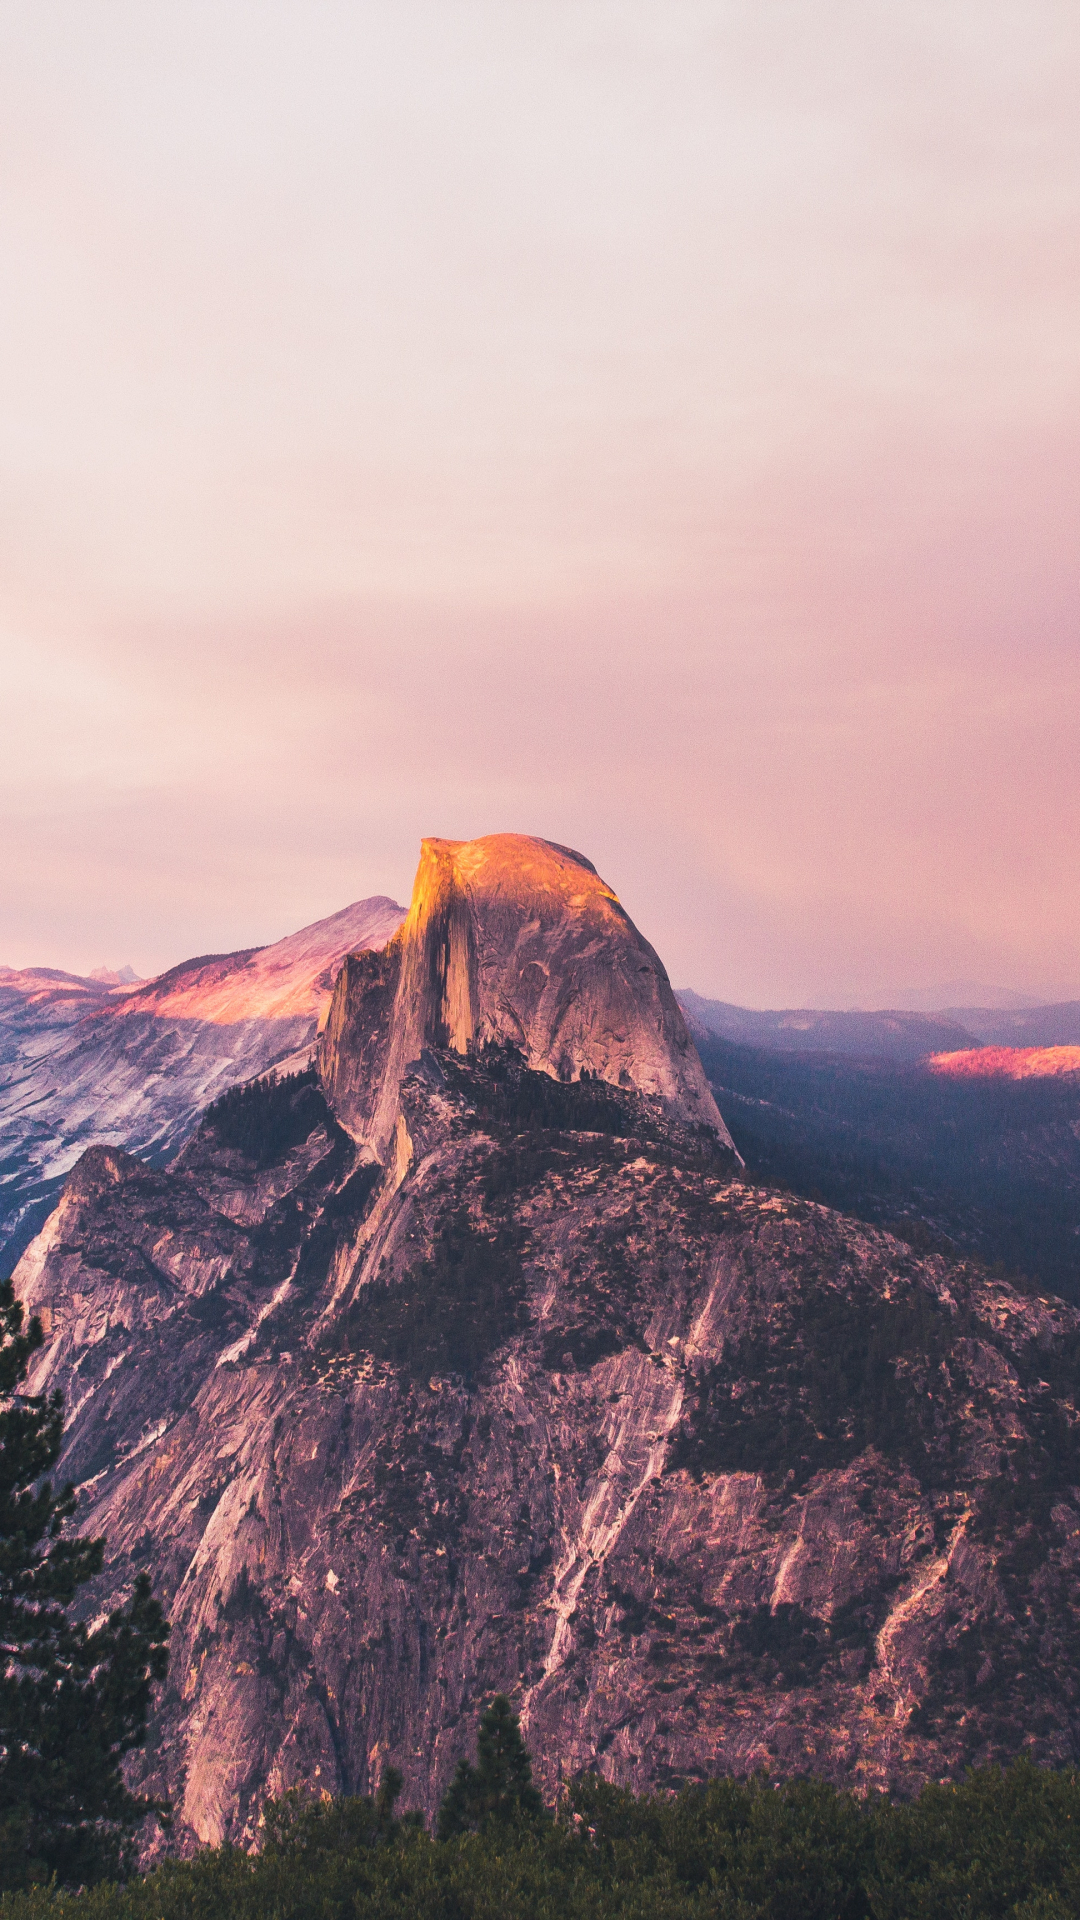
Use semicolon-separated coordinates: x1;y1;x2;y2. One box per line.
5;881;1075;1017
2;3;1078;1006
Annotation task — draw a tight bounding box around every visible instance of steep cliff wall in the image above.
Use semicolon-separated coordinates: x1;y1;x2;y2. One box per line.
320;835;733;1159
0;896;405;1268
15;1048;1080;1847
14;835;1080;1850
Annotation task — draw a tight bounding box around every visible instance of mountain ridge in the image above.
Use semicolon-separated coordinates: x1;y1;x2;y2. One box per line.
12;833;1080;1846
0;895;406;1268
678;988;1080;1058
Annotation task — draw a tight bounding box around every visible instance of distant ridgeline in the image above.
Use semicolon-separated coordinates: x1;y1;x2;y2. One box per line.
12;837;1080;1851
687;1015;1080;1302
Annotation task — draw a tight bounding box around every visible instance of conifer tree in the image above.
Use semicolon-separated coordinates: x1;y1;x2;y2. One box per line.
436;1694;544;1839
0;1280;170;1890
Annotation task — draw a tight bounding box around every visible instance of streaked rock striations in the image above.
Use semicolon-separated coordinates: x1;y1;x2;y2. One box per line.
0;897;405;1268
12;835;1080;1847
321;835;733;1159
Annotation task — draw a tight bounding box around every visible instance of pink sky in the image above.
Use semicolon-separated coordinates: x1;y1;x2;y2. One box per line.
1;2;1078;1006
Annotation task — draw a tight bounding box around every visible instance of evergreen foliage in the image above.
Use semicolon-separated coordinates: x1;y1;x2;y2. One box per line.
435;1695;545;1839
203;1069;322;1168
259;1765;417;1859
0;1282;170;1891
4;1756;1080;1918
332;1205;527;1385
673;1281;963;1491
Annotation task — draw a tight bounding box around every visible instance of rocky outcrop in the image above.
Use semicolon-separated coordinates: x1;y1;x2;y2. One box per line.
321;836;733;1159
16;1053;1080;1846
13;836;1080;1847
0;897;405;1269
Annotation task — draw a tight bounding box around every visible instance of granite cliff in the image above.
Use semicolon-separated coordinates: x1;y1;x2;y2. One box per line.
321;836;733;1159
0;897;405;1269
11;836;1080;1846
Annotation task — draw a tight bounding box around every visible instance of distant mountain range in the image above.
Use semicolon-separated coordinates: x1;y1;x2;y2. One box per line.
678;992;1080;1302
882;981;1044;1012
13;833;1080;1842
0;897;405;1269
4;917;1079;1285
677;989;1080;1057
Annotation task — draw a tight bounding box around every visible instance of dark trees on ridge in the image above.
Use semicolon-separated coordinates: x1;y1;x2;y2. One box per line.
436;1694;545;1839
0;1280;169;1891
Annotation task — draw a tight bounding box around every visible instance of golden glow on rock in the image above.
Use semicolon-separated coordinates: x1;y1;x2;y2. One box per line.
105;899;405;1030
319;831;736;1160
929;1045;1080;1080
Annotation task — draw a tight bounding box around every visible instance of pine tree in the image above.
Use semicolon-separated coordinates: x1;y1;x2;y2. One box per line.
0;1280;170;1890
436;1694;545;1840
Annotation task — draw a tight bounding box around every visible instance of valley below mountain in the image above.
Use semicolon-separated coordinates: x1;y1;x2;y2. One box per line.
687;1028;1080;1303
13;835;1080;1847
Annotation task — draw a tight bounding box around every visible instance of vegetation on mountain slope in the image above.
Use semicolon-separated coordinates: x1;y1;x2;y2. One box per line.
696;1033;1080;1300
202;1068;322;1168
0;1283;169;1892
18;1041;1080;1830
6;1742;1080;1915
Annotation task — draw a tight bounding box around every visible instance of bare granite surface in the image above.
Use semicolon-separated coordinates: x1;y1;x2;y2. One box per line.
13;837;1080;1846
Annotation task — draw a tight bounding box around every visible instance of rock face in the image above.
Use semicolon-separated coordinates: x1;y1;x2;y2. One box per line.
0;897;405;1268
13;836;1080;1847
322;836;733;1160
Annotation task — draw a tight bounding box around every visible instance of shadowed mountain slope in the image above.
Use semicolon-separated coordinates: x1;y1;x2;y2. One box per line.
944;1002;1080;1047
13;835;1080;1849
0;897;405;1269
691;1031;1080;1301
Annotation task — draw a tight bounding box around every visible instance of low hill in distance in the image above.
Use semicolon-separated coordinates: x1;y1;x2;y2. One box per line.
677;992;977;1062
931;1045;1080;1079
678;988;1080;1057
946;1002;1080;1047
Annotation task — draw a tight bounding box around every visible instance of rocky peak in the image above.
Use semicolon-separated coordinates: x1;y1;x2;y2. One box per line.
320;834;735;1160
0;895;406;1270
12;837;1080;1844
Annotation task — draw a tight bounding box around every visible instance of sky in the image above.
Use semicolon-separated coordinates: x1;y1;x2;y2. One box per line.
1;0;1078;1007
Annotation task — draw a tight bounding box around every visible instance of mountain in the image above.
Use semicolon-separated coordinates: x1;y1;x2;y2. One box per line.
14;833;1080;1847
0;897;406;1270
678;989;1080;1057
690;1030;1080;1301
679;995;1080;1296
677;992;978;1061
323;836;732;1158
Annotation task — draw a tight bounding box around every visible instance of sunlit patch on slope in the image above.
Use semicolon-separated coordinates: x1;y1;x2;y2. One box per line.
929;1045;1080;1079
